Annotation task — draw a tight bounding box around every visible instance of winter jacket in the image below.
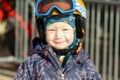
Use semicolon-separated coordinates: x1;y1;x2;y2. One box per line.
14;41;102;80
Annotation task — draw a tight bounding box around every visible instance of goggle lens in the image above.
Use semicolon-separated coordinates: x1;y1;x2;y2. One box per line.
35;0;75;17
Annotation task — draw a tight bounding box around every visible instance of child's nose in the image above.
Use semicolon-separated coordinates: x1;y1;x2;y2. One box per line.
55;30;63;38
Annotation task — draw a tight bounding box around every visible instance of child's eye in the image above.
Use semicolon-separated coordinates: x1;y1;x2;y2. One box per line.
48;29;56;31
63;29;69;31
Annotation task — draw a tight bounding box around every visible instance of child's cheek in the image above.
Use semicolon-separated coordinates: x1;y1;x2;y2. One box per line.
65;33;74;41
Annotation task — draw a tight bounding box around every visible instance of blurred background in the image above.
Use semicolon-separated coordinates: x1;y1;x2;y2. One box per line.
0;0;119;80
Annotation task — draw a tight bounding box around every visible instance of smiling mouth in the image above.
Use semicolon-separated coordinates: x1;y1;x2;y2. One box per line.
54;41;65;44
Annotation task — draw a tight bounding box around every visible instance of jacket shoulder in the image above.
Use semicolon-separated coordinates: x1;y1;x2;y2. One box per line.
76;49;102;79
14;52;45;79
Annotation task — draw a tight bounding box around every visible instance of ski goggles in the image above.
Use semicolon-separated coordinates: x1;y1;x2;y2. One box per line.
35;0;76;17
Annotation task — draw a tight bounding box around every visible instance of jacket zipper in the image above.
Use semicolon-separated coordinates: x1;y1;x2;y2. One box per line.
47;48;65;80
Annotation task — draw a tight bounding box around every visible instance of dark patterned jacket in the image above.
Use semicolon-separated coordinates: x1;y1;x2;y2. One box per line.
14;42;102;80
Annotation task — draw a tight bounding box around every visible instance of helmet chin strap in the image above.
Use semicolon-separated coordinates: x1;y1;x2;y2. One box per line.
52;46;78;55
53;46;78;68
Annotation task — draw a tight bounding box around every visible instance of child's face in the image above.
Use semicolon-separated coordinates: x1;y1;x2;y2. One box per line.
46;22;74;49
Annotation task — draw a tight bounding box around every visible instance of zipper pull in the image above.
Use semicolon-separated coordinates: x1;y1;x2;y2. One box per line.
57;70;64;80
61;74;64;80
